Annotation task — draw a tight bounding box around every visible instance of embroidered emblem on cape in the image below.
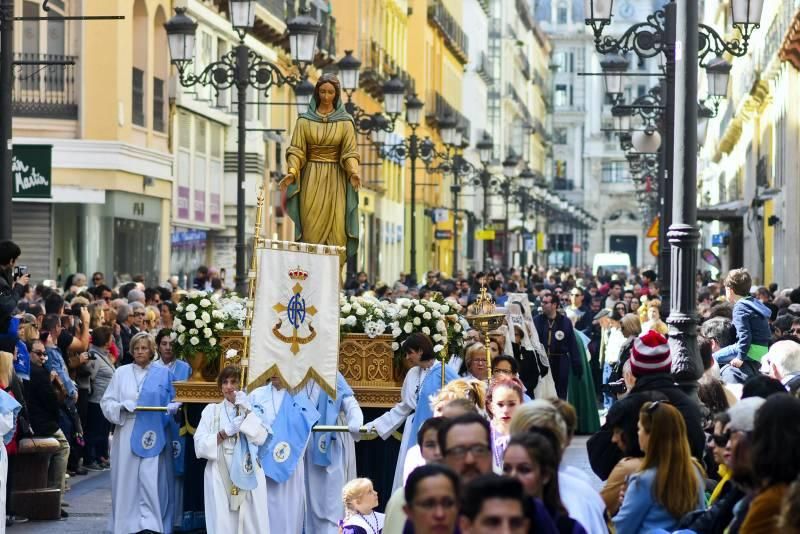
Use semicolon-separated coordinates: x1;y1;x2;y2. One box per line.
318;435;327;453
142;430;157;450
272;267;318;354
172;439;181;459
243;451;254;474
555;330;565;341
273;441;291;463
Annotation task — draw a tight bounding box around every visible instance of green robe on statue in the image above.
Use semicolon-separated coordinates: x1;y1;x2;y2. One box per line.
285;99;360;263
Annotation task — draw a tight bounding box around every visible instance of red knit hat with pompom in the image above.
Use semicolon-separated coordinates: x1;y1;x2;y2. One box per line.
630;330;671;377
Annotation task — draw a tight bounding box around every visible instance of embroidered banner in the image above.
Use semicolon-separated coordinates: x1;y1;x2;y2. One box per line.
247;242;341;397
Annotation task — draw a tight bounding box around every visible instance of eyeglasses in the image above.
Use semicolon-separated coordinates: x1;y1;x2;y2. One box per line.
30;350;45;356
444;444;491;459
411;497;457;511
134;312;146;317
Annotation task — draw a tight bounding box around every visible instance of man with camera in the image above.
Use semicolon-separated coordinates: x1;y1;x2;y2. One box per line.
0;241;30;326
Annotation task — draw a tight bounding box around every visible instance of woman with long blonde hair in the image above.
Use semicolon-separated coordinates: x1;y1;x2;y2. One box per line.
431;378;487;416
613;401;705;533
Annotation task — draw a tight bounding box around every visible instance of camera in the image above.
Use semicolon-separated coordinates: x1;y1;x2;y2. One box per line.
86;353;97;361
13;265;27;279
601;379;627;397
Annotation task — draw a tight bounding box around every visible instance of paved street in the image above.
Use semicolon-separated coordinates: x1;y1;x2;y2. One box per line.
9;436;601;533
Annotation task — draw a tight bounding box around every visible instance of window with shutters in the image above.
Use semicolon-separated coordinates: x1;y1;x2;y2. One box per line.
132;68;145;126
153;77;165;132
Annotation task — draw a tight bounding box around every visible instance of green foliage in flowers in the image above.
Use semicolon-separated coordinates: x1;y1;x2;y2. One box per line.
170;292;228;363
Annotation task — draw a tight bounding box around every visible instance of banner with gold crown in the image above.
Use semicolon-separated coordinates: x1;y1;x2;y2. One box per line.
246;241;341;397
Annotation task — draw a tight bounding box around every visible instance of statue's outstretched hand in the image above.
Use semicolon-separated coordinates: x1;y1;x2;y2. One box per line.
279;174;295;192
349;174;361;191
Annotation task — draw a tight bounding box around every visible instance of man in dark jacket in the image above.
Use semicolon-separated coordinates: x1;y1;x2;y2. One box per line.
0;241;29;328
587;330;706;480
24;339;70;517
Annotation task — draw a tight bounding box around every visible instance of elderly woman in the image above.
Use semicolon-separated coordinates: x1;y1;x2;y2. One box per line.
195;366;269;533
101;331;180;534
462;342;493;382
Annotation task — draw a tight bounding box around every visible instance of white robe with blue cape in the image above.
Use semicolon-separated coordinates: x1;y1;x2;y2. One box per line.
0;389;20;534
370;361;458;492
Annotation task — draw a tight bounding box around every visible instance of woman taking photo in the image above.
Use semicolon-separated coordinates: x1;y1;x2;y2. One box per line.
101;331;180;534
486;376;524;472
365;333;458;491
503;432;587;533
613;401;705;534
194;365;269;532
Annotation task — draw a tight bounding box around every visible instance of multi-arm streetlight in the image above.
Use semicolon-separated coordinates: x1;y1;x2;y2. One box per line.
164;1;320;294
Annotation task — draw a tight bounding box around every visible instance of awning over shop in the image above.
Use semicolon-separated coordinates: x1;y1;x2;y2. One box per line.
697;200;748;222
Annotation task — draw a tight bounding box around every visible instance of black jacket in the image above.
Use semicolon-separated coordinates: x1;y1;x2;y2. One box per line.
24;363;61;436
678;484;744;533
587;373;707;480
0;268;24;330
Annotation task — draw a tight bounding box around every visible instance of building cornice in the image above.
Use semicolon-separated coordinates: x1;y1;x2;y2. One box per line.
12;138;174;180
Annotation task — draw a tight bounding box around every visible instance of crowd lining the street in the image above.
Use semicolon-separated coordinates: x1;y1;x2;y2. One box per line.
1;237;800;533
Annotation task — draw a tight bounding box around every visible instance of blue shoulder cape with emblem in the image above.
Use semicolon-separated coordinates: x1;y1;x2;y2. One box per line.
131;365;174;458
0;388;20;445
409;361;459;440
310;373;354;467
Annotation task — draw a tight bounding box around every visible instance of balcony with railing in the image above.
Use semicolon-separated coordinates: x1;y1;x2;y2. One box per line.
516;0;536;31
12;53;78;120
553;178;575;191
359;39;414;100
517;49;531;81
475;51;493;84
425;91;470;141
427;0;469;64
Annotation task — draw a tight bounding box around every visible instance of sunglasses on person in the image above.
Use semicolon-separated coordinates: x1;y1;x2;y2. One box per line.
709;430;731;447
30;350;46;356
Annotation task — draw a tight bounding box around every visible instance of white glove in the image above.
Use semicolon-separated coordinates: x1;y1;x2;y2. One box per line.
122;400;137;413
223;415;245;437
234;391;251;411
348;422;362;434
167;402;182;415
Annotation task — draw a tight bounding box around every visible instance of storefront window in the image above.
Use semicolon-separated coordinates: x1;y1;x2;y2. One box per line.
113;218;160;285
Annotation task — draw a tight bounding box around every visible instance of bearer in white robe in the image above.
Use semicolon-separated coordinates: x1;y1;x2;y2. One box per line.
194;366;270;533
303;373;363;534
249;376;319;534
0;388;20;534
101;332;179;534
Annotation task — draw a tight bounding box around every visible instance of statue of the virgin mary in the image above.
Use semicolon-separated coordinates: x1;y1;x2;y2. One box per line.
279;74;360;264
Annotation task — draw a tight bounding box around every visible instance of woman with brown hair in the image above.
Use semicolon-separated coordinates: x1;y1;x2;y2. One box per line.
613;401;706;533
280;73;361;264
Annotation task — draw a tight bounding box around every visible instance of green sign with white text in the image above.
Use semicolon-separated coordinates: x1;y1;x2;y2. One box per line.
12;144;52;199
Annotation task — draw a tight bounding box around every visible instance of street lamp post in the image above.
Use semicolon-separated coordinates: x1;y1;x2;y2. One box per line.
476;133;494;271
585;0;764;396
165;2;319;295
501;154;521;268
0;0;13;239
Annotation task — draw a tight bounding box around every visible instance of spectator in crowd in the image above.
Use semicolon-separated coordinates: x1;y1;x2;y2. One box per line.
458;475;530;534
485;377;524;472
0;241;30;330
117;304;135;366
24;338;70;518
714;268;772;381
402;464;459;534
760;339;800;392
612;401;705;534
641;299;668;335
81;326;115;471
438;412;493;486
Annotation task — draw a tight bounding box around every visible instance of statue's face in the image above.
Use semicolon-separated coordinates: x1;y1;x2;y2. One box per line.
317;82;336;107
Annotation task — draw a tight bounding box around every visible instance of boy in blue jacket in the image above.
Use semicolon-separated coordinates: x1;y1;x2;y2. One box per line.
714;268;772;383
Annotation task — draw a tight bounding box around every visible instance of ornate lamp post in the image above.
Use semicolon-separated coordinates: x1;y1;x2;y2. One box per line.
165;2;319;294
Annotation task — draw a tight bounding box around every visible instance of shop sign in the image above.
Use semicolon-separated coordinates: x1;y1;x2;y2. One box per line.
12;144;52;199
171;230;208;247
177;186;190;219
435;229;452;240
194;190;206;222
475;229;495;241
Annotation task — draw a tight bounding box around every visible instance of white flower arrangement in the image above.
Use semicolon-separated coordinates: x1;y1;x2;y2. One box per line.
339;295;394;338
171;291;229;364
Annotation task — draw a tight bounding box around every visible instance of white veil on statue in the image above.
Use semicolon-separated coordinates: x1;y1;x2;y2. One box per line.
505;296;558;400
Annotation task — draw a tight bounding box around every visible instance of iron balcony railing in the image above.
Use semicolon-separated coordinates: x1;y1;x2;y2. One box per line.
427;0;469;64
12;53;78;120
257;0;285;19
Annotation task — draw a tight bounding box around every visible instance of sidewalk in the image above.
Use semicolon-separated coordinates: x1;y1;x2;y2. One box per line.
9;469;111;533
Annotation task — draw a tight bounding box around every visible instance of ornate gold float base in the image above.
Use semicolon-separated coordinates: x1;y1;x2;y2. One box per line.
175;331;403;406
339;333;402;407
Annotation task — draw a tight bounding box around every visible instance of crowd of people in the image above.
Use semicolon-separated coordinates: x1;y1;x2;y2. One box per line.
1;234;800;533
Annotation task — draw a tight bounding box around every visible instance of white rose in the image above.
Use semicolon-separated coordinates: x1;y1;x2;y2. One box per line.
201;312;211;323
212;310;224;319
392;342;400;351
403;322;413;334
200;298;211;308
190;336;199;346
189;328;198;335
433;333;443;341
178;334;185;344
356;308;367;316
186;304;197;312
340;318;347;326
342;304;352;314
346;316;357;326
442;305;450;313
195;319;205;329
209;338;217;346
203;328;212;338
423;312;432;320
176;305;184;313
454;323;462;332
414;305;425;313
433;344;443;353
185;311;196;321
170;332;177;340
173;318;182;327
436;321;446;332
176;324;186;333
375;308;384;318
422;326;431;335
413;317;421;326
399;309;408;318
392;328;402;337
216;322;225;330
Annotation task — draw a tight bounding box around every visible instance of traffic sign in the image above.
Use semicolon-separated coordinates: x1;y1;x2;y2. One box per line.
646;216;660;238
475;229;496;241
649;239;659;257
